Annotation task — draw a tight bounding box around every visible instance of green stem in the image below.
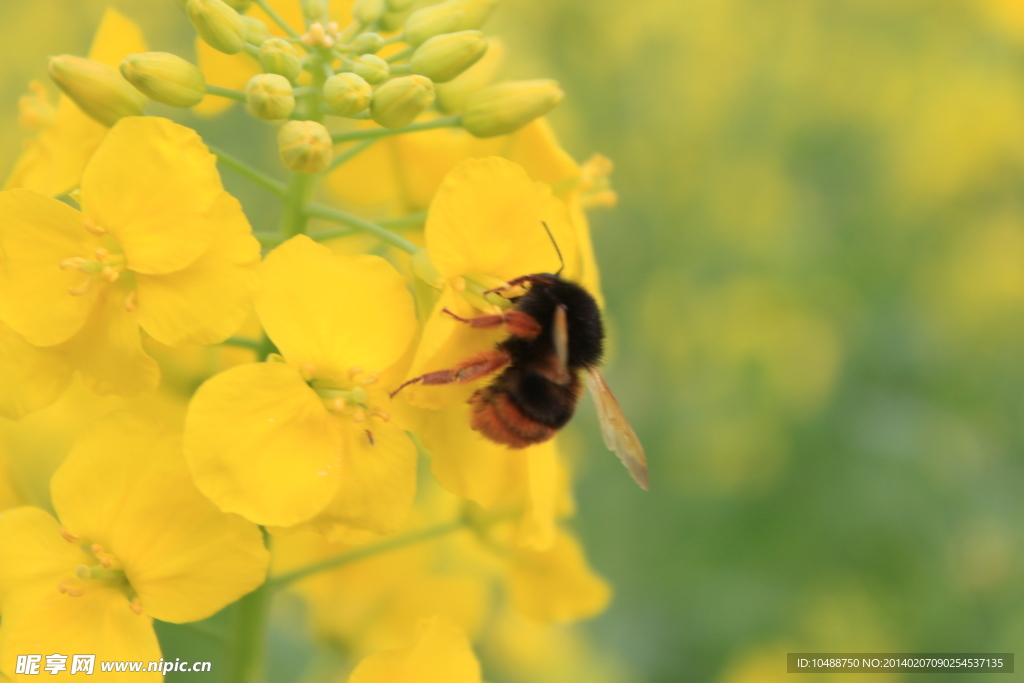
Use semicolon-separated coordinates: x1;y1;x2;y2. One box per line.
205;84;247;102
242;43;260;58
331;116;462;143
386;46;414;63
221;336;263;352
382;34;404;46
280;173;315;238
253;232;285;248
305;203;418;253
389;64;412;75
269;518;464;588
252;0;301;38
227;583;270;683
379;211;427;228
323;138;377;173
208;145;287;197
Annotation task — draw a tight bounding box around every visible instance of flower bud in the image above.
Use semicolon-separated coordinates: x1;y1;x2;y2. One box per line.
380;9;413;32
278;120;333;173
350;54;389;84
370;75;435;129
302;0;328;21
187;0;246;55
245;73;295;120
387;0;418;10
403;3;466;47
259;38;303;81
450;0;499;30
323;73;372;116
352;32;385;54
462;79;563;137
48;55;146;127
120;52;206;108
411;30;487;83
353;0;386;24
243;16;271;45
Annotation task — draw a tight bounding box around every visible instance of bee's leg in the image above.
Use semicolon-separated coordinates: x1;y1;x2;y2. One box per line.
389;350;510;398
441;308;541;339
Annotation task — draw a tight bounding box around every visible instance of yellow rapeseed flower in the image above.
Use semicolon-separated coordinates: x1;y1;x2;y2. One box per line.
185;235;419;535
4;8;147;196
0;414;269;676
398;156;580;410
0;321;72;420
0;117;260;399
347;615;482;683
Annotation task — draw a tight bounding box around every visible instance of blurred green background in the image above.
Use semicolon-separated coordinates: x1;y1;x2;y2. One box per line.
4;0;1024;681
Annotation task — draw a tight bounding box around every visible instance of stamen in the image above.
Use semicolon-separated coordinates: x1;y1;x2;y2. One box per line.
358;372;379;386
60;526;80;543
123;290;138;312
102;267;120;283
365;429;375;446
129;598;144;615
328;397;346;414
94;247;110;261
351;407;366;423
90;543;104;555
370;407;390;421
68;278;94;296
83;218;106;236
299;363;317;381
348;366;364;379
60;257;87;270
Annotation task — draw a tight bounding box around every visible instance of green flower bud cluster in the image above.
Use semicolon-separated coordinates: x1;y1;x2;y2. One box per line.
278;120;333;173
48;55;146;126
187;0;246;55
120;52;206;108
246;74;296;120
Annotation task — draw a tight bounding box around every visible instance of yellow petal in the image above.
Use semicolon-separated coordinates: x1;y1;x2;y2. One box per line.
0;587;160;680
420;403;520;508
258;236;417;377
425;157;579;281
3;8;148;197
0;189;99;346
87;8;149;69
0;507;88;606
400;287;505;410
0;322;73;420
79;118;221;275
4;96;107;198
506;530;611;623
135;193;259;346
51;414;269;623
193;38;261;117
502;118;581;189
516;441;560;551
57;287;159;397
185;362;343;527
309;420;417;538
349;615;482;683
566;191;604;307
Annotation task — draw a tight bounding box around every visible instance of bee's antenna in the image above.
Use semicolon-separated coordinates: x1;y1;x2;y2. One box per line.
541;221;565;276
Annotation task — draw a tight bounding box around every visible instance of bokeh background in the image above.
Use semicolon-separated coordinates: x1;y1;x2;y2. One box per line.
4;0;1024;681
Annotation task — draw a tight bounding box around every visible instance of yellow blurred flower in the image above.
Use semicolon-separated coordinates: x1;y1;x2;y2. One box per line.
185;235;419;534
346;615;482;683
272;524;488;657
4;8;147;197
0;117;260;399
0;413;268;675
0;321;72;420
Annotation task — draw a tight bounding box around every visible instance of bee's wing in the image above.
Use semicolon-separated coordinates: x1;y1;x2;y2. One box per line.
585;368;649;490
553;304;571;384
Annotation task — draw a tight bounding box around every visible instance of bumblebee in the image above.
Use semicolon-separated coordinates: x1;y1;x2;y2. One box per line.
392;225;648;489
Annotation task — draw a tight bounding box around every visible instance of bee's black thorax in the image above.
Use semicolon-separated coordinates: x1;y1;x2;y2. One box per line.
499;275;604;370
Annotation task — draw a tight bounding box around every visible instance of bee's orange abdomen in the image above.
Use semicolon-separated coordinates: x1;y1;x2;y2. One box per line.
469;389;555;448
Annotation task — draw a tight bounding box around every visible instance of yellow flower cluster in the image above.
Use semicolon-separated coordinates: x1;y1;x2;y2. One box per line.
0;2;626;680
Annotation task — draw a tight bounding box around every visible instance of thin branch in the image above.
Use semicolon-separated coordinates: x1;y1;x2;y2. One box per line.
208;145;287;197
304;203;419;253
204;84;247;102
330;116;462;144
324;138;377;173
252;0;301;38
